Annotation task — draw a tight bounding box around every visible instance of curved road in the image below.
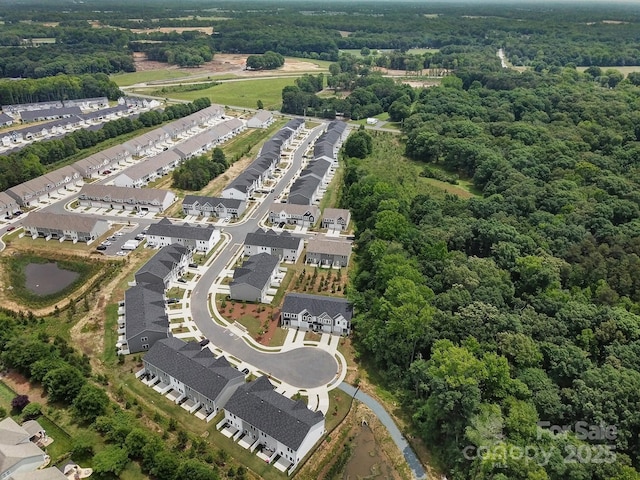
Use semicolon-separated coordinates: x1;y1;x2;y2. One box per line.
339;383;427;480
188;124;339;389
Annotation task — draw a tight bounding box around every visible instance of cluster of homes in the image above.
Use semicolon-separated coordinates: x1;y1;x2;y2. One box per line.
0;97;145;151
0;104;226;219
287;121;348;205
117;219;220;355
139;336;324;474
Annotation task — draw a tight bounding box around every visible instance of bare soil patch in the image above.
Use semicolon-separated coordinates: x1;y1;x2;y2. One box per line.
133;52;325;78
2;371;47;404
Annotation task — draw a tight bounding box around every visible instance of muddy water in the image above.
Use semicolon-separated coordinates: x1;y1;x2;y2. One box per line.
343;425;396;479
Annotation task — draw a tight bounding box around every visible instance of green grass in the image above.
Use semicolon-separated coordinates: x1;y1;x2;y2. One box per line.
111;70;193;87
38;415;73;463
319;167;343;211
271;269;294;306
0;381;16;409
235;314;262;337
140;77;298;109
103;303;119;365
284;56;333;69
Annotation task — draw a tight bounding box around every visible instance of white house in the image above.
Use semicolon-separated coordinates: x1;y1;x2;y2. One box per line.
268;203;320;227
182;195;247;219
146;218;220;253
247;110;275;129
280;292;353;335
77;184;176;213
22;212;109;244
321;208;351;231
223;376;325;471
0;417;48;478
143;337;245;418
243;228;304;263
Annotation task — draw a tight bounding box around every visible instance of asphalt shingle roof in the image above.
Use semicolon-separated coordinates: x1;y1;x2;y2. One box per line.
183;195;243;210
282;292;353;322
134;243;189;284
231;253;279;289
147;218;218;242
225;376;324;450
244;228;303;250
124;282;167;338
143;337;244;402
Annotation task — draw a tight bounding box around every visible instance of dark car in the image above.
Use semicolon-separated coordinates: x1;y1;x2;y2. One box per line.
96;245;107;251
6;226;15;232
188;263;198;268
166;298;180;304
13;211;23;216
199;338;210;347
135;235;144;241
177;278;187;283
242;368;250;375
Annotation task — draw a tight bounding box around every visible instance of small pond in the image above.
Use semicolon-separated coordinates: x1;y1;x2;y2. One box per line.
24;262;80;296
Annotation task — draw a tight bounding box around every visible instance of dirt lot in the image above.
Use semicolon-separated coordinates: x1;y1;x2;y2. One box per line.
133;52;326;77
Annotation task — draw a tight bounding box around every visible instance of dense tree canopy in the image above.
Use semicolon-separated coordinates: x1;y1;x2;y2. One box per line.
343;65;640;479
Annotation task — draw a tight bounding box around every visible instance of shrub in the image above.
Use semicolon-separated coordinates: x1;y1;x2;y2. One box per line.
22;402;42;420
11;394;29;412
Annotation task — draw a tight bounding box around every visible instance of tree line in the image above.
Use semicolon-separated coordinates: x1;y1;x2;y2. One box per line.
0;97;211;191
172;147;229;191
343;66;640;480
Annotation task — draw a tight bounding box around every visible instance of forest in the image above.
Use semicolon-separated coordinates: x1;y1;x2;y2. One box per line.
341;65;640;479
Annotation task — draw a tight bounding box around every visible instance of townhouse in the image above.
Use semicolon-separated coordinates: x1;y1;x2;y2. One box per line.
118;244;193;355
280;292;353;335
305;237;352;268
268;203;319;227
182;195;247;219
19;107;82;123
146;217;220;253
223;376;325;471
143;337;245;418
321;208;351;231
0;192;19;218
229;253;280;303
112;149;184;188
22;211;109;243
247;110;275;128
77;184;176;213
243;228;304;262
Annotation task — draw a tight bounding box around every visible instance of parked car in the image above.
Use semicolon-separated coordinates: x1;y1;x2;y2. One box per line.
96;245;107;251
199;338;210;347
134;235;144;241
13;211;23;216
102;170;111;175
6;226;15;232
242;368;250;375
108;236;116;241
166;298;180;304
116;251;127;256
177;278;187;283
115;232;124;237
188;263;198;268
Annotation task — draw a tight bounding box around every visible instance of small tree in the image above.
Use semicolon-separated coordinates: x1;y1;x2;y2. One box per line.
256;99;264;110
72;383;110;423
93;445;129;476
22;402;42;420
71;434;94;459
11;395;29;412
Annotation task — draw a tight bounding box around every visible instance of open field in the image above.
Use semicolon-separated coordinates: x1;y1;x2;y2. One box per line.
112;69;197;87
139;77;298;109
577;65;640;76
339;48;439;58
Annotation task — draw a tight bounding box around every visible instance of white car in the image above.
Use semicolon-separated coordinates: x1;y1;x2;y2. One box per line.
116;251;127;256
102;241;112;246
115;232;124;237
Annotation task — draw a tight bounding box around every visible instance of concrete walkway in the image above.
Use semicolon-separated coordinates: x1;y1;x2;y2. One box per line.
338;383;427;480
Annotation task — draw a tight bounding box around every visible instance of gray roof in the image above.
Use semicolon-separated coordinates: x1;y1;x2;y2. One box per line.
20;107;82;122
135;243;190;285
0;418;45;475
288;176;321;204
322;208;350;223
225;376;324;450
249;110;273;123
125;282;167;339
20;420;44;437
23;211;108;234
282;292;353;321
269;203;320;218
300;158;331;180
144;337;244;401
231;253;279;289
284;118;304;131
327;120;347;133
78;184;174;205
244;228;303;250
0;113;13;124
117;149;183;182
183;195;243;210
306;237;352;257
225;170;259;193
147;217;218;242
80;104;128;121
9;467;67;480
